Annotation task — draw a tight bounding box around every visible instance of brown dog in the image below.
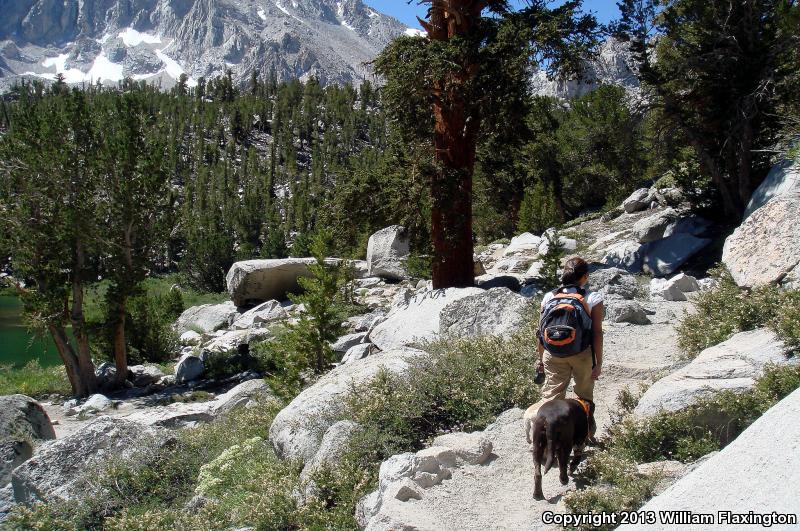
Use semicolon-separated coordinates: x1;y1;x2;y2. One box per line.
526;398;596;501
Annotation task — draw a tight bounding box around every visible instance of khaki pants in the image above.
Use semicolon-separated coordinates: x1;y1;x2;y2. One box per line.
524;347;594;424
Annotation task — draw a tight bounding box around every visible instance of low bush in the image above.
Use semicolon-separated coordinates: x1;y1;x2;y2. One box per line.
677;267;800;357
565;453;661;530
0;360;71;398
8;398;285;530
124;290;183;364
612;363;800;463
771;289;800;353
341;327;540;473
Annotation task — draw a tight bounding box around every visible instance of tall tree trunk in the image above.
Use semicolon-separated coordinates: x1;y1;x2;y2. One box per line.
70;244;97;396
48;323;87;397
690;139;741;220
112;225;135;386
735;119;755;218
508;191;523;232
425;0;483;289
112;297;128;386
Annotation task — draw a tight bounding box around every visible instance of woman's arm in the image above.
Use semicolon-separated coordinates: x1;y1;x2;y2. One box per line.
590;302;604;380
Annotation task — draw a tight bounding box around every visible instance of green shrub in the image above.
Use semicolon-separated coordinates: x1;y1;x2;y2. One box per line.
407;253;432;280
610;364;800;465
0;361;71;398
285;231;349;375
125;290;182;364
343;327;540;464
540;230;565;288
565;453;660;529
517;181;561;236
251;330;306;400
676;267;796;357
771;289;800;352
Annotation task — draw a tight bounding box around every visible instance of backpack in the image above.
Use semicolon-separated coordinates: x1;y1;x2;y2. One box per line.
538;286;593;357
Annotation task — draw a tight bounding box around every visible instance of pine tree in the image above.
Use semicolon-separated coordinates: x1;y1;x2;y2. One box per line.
285;231;345;374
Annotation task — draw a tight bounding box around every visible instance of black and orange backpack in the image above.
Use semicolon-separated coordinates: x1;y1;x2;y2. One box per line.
538;286;593;357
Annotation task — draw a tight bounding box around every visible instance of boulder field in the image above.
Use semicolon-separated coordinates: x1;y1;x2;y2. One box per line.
5;173;800;528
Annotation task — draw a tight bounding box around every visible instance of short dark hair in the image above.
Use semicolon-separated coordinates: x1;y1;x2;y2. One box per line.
561;256;589;286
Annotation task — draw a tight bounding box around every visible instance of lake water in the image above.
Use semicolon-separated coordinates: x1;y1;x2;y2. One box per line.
0;295;62;368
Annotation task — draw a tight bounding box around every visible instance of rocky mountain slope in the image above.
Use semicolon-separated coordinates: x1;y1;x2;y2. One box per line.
0;0;410;90
531;38;640;99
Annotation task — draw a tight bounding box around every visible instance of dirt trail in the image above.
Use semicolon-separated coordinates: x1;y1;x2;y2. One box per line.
370;300;691;531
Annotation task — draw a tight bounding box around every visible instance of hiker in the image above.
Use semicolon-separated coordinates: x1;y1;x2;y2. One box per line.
533;256;604;406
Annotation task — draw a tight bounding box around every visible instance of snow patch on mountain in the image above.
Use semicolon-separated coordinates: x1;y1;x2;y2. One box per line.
119;28;162;47
0;0;408;90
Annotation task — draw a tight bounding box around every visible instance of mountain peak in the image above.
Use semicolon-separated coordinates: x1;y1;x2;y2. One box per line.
0;0;410;90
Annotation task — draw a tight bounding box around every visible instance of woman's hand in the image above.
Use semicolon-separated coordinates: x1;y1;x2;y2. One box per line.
591;364;602;380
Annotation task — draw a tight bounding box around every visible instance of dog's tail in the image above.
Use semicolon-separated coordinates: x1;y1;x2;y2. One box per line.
543;421;557;475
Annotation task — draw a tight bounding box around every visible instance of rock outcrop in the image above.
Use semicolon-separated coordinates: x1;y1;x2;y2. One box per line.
300;420;362;480
439;288;532;338
622;188;653;213
722;191;800;288
632;208;678;243
642;233;711;276
11;417;167;503
0;395;56;485
175;353;205;383
269;348;428;464
360;431;494;529
601;240;644;272
226;258;318;306
604;297;649;325
366;226;409;280
634;329;794;419
226;258;367;306
620;387;800;530
743;157;800;219
369;288;484;351
503;233;542;256
649;273;699;302
174;301;239;334
122;378;276;428
229;300;287;330
587;267;640;300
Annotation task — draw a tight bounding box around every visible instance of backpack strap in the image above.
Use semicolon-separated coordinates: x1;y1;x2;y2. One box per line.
558;284;586;296
552;291;590;315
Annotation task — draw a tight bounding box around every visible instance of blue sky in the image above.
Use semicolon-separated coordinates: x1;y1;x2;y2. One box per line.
363;0;621;29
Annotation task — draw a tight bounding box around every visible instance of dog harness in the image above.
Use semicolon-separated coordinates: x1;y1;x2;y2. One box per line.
575;398;591;418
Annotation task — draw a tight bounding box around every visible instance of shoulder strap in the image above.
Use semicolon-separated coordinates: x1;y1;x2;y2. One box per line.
560;284;586;296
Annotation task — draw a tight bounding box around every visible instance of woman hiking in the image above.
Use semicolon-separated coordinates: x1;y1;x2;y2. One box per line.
526;257;604;419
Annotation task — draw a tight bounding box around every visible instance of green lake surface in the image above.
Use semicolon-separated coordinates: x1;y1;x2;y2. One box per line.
0;295;62;368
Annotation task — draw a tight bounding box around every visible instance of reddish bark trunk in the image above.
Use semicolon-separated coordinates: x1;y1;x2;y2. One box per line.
426;0;485;289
